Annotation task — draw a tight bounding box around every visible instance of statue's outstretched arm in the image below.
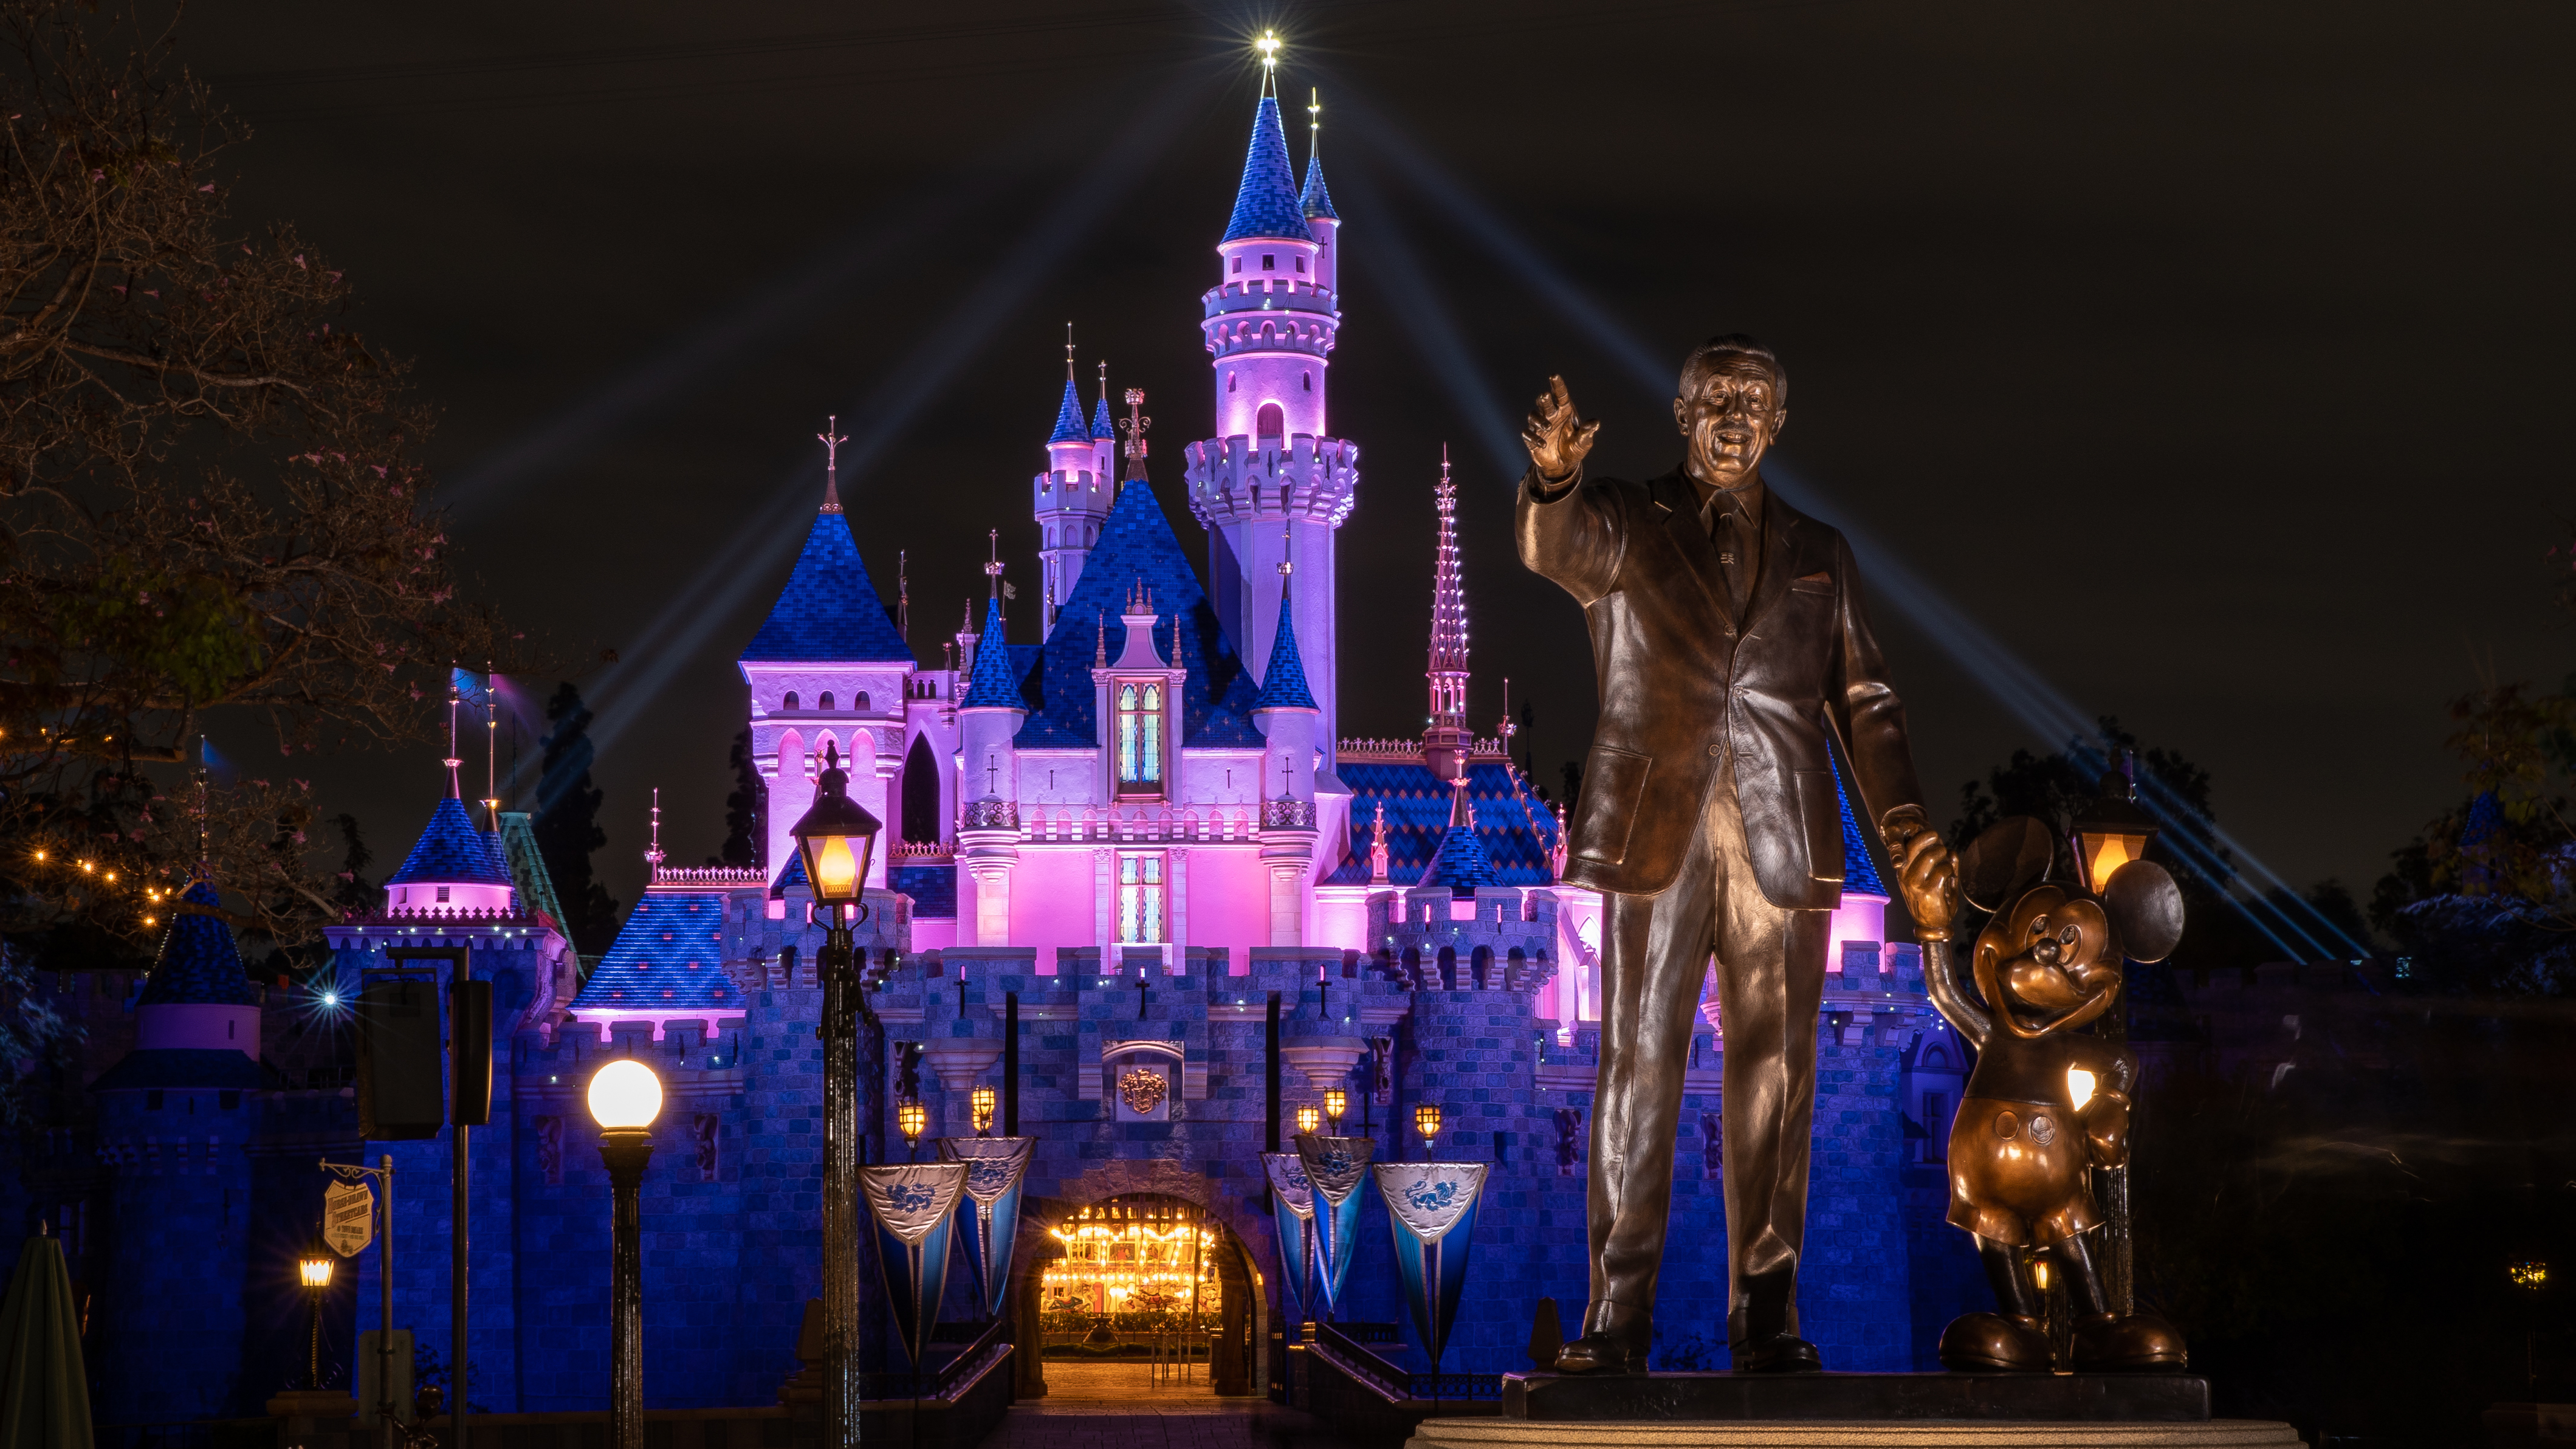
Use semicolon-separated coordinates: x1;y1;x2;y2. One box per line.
1921;938;1990;1048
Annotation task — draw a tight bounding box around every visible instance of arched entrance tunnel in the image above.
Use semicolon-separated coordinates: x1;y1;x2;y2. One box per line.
1008;1191;1262;1398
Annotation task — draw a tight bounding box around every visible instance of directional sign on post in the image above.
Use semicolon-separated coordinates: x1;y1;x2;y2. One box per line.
325;1179;376;1257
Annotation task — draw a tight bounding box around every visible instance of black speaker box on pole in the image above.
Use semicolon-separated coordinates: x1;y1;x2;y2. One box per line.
448;979;492;1127
356;979;444;1140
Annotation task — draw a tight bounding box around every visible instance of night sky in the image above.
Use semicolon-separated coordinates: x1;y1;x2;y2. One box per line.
180;2;2573;924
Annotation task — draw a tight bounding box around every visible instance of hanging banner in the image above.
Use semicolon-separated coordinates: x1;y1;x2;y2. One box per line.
1261;1152;1317;1327
323;1179;375;1257
1372;1162;1489;1371
1292;1133;1373;1320
936;1136;1036;1320
860;1162;969;1368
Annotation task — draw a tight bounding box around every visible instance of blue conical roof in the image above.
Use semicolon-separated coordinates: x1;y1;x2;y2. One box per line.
1301;150;1338;222
1252;579;1316;712
1223;96;1316;245
960;596;1026;710
1014;476;1263;749
1836;776;1890;897
137;878;256;1007
740;508;914;664
1091;394;1115;442
387;796;515;889
1048;378;1090;446
1422;811;1500;894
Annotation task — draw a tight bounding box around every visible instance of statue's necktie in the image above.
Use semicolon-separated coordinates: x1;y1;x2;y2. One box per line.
1707;499;1756;619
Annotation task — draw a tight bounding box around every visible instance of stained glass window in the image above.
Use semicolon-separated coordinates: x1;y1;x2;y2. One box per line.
1118;853;1164;943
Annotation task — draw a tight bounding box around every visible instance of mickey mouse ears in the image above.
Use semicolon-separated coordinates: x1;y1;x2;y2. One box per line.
1956;814;2186;964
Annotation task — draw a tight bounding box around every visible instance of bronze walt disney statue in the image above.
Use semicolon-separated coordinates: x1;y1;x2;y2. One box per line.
1921;816;2190;1373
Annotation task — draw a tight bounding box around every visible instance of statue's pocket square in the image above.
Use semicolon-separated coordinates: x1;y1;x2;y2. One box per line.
1790;571;1833;593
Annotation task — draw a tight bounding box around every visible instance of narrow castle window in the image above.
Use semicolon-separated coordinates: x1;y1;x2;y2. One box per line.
436;886;450;904
819;692;834;711
1231;256;1242;274
1294;255;1306;273
1302;372;1312;392
1116;683;1164;794
1117;853;1166;943
784;692;800;711
1262;253;1276;270
854;692;869;710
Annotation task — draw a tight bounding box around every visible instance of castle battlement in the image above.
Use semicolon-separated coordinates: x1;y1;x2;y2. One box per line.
1183;433;1359;527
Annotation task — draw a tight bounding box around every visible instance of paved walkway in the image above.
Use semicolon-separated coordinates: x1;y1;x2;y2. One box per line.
984;1362;1364;1449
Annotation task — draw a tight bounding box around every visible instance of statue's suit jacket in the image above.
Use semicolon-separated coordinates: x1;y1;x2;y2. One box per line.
1516;466;1923;906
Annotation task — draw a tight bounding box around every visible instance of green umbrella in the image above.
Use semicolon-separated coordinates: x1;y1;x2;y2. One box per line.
0;1230;92;1449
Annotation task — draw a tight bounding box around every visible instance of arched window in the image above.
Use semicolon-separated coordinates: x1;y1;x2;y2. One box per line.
1302;371;1311;392
854;692;869;711
819;692;834;711
783;692;800;711
1925;1046;1949;1069
901;734;942;845
1228;373;1238;394
1256;403;1284;440
1116;853;1166;943
1116;683;1163;795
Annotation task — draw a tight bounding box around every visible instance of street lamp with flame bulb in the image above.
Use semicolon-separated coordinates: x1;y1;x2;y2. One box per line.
588;1059;662;1449
1413;1103;1443;1160
899;1100;927;1161
787;742;884;1449
2073;759;2159;898
1296;1106;1321;1135
971;1085;997;1138
297;1231;335;1391
1322;1088;1345;1127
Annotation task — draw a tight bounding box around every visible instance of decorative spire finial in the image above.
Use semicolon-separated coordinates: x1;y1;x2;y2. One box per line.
1424;447;1472;781
1279;518;1293;577
1309;86;1321;153
986;528;1004;601
897;549;908;640
483;660;500;828
1119;387;1150;481
817;415;847;514
1064;323;1076;382
444;676;464;799
645;787;665;872
1257;31;1281;97
194;732;210;866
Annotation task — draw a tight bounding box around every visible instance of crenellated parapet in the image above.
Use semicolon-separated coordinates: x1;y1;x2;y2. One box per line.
1367;885;1561;993
1184;433;1359;529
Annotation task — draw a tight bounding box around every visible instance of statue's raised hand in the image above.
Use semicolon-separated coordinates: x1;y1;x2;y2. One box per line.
1522;375;1600;484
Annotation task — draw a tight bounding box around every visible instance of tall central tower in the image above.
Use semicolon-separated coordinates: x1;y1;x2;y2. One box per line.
1186;81;1356;767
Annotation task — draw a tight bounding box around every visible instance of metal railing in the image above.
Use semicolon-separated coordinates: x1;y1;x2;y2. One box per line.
1312;1321;1502;1402
1262;799;1317;829
856;1316;1011;1402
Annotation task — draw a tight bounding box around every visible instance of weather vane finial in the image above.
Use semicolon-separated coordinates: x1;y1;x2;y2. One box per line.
817;415;847;513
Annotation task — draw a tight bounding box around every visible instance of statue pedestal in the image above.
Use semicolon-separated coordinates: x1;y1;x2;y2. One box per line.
1401;1374;2298;1449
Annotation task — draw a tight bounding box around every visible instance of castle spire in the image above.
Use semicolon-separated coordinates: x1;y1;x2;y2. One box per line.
817;415;847;514
1091;359;1114;441
1302;88;1338;222
1423;447;1471;782
1119;387;1151;483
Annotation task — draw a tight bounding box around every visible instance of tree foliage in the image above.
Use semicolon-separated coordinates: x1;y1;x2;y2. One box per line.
0;0;521;950
534;682;616;955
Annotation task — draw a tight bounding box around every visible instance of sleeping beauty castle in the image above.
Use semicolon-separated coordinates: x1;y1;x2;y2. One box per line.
34;75;1989;1425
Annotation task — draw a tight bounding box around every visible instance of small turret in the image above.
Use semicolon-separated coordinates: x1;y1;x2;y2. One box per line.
1302;89;1341;292
1423;449;1472;783
1036;338;1113;630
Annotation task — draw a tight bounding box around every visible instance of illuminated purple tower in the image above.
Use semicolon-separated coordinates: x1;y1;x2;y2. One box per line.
1186;80;1356;763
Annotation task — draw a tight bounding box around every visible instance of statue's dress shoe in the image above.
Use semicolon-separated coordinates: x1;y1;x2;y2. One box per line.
2072;1312;2188;1372
1937;1312;2053;1372
1730;1331;1822;1374
1553;1331;1648;1375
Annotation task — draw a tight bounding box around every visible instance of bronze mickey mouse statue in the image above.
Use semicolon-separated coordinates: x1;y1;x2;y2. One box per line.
1920;816;2190;1374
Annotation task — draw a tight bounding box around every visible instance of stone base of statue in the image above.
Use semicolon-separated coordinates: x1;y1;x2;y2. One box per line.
1401;1374;2298;1449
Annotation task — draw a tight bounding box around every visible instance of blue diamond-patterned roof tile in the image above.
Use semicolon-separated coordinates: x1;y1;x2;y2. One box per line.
569;893;742;1017
1324;759;1560;888
386;796;515;889
1838;774;1889;897
890;863;956;920
960;596;1026;710
1048;378;1090;446
1301;149;1338;222
137;878;256;1007
1223;96;1316;245
739;509;914;664
1014;477;1262;749
1251;580;1316;712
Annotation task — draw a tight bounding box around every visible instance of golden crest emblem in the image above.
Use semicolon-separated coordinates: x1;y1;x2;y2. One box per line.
1119;1065;1168;1115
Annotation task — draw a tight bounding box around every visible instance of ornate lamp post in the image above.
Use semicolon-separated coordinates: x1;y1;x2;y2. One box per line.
971;1085;997;1138
1322;1087;1346;1128
588;1059;663;1449
899;1100;927;1161
297;1231;336;1390
2072;757;2161;1317
789;742;883;1449
1413;1103;1442;1162
1296;1106;1321;1135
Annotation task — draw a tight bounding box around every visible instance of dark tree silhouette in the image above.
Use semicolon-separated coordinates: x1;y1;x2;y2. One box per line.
712;726;763;870
535;683;616;954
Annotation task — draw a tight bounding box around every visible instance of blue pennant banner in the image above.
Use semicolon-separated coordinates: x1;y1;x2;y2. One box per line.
937;1137;1036;1321
860;1162;969;1369
1370;1162;1489;1371
1261;1152;1318;1329
1292;1133;1373;1320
